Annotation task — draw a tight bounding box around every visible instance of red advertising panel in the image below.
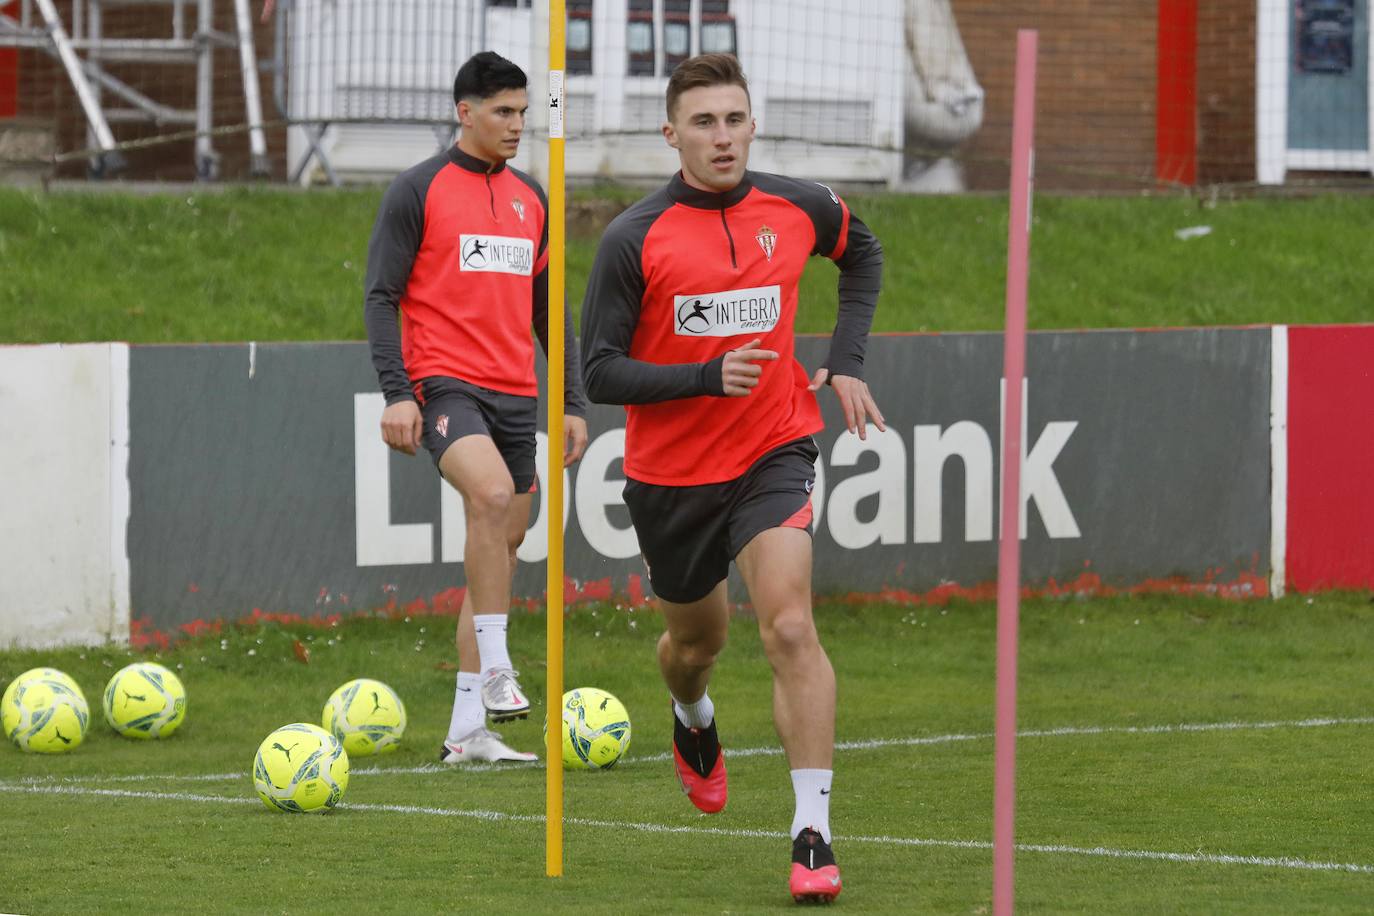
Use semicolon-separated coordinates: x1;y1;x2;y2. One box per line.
1287;324;1374;591
0;2;17;118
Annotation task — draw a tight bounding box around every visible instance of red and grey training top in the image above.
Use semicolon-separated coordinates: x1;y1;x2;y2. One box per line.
581;170;883;487
364;145;586;415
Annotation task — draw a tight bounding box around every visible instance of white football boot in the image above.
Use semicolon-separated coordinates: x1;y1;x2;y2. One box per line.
438;727;537;764
481;668;531;722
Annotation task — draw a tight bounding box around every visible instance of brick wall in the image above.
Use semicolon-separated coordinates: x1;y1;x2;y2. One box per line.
953;0;1160;191
1196;0;1256;184
15;0;287;180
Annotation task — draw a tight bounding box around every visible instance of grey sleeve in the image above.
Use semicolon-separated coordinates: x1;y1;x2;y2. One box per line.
531;266;589;418
363;176;424;404
580;213;726;406
822;211;883;381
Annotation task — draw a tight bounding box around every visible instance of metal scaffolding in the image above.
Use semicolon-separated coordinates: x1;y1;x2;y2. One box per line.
271;0;469;185
0;0;269;177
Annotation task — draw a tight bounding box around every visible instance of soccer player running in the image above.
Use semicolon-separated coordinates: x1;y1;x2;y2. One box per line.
580;54;884;904
365;52;589;764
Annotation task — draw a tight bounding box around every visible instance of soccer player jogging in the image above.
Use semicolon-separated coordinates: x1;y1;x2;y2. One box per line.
580;54;884;904
365;52;589;765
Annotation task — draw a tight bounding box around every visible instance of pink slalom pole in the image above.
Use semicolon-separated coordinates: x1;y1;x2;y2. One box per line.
994;28;1037;916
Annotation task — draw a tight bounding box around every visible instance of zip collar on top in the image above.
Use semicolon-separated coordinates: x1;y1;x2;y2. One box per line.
449;145;507;175
667;170;753;210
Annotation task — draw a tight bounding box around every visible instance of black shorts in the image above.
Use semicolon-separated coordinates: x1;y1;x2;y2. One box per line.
414;376;538;493
623;437;819;604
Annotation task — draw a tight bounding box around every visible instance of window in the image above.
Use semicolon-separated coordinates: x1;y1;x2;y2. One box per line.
624;0;736;78
663;0;691;73
1296;0;1354;73
700;0;737;58
700;21;735;54
627;0;655;76
568;0;593;75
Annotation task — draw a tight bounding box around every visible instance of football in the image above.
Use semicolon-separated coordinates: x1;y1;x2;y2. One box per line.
322;677;406;756
103;662;186;739
559;687;632;770
252;722;350;813
2;667;90;753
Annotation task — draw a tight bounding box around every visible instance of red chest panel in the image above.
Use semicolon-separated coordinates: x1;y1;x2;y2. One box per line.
623;189;824;485
401;165;547;397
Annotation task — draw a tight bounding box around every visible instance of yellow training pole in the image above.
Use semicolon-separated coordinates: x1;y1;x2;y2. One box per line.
545;0;567;880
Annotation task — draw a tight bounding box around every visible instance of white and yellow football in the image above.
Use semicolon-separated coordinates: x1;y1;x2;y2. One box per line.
103;662;186;739
253;722;350;813
2;667;90;753
322;677;406;757
558;687;632;770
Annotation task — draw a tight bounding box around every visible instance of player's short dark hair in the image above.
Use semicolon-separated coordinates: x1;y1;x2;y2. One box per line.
452;51;527;106
665;53;750;121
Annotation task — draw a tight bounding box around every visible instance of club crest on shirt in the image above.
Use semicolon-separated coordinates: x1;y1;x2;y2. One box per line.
755;225;777;261
511;197;526;222
435;414;449;438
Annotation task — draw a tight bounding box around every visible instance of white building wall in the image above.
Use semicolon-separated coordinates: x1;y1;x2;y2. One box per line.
287;0;905;186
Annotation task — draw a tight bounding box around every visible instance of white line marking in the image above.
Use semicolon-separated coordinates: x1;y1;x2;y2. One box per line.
6;771;245;785
1;760;536;785
0;763;535;785
637;714;1374;764
2;783;1370;876
10;716;1372;784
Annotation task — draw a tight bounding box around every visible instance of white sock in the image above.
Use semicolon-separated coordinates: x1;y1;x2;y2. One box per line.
671;691;715;729
474;614;513;674
446;672;484;743
790;768;833;843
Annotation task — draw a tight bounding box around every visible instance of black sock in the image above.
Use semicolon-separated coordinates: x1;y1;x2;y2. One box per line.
673;715;720;777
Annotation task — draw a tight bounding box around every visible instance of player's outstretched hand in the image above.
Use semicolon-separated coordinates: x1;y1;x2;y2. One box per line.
380;400;424;455
811;369;886;440
260;0;275;23
564;415;589;466
721;337;778;397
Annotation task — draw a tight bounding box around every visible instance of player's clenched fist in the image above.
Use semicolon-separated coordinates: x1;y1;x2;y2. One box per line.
721;337;779;397
380;399;424;455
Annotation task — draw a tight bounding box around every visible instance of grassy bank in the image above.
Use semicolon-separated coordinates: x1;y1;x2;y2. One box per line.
2;187;1369;343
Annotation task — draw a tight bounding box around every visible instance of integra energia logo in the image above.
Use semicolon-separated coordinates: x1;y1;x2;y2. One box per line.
673;285;782;337
459;235;533;276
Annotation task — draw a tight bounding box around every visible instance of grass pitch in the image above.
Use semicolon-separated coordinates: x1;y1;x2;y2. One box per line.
1;188;1371;344
2;592;1372;913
